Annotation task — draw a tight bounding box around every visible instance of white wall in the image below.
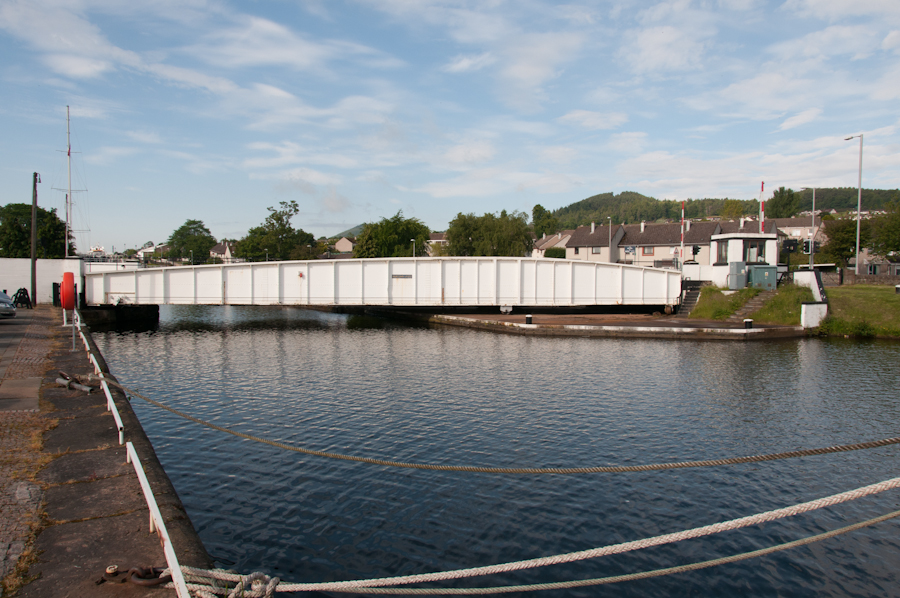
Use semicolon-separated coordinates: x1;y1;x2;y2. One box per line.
0;258;84;304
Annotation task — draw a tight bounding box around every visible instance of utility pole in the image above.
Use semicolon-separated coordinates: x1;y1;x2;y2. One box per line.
31;172;40;306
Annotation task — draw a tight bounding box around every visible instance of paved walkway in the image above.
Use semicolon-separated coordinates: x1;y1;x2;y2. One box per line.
1;307;210;597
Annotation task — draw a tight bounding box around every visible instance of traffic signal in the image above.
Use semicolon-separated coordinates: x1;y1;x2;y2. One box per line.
692;245;700;256
802;240;811;254
784;239;798;253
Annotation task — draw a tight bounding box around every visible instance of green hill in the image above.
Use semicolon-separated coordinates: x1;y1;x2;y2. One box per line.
552;188;899;229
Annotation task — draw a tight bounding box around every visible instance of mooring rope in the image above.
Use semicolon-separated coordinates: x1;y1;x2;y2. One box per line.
102;377;900;475
165;477;900;596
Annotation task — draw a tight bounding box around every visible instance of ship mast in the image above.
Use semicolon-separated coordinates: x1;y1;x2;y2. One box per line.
66;105;72;258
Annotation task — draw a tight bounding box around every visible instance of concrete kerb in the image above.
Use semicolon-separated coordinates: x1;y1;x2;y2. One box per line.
416;313;806;340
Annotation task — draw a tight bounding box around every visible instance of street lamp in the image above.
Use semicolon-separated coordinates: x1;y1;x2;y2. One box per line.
190;250;193;265
411;238;416;258
845;134;863;275
265;249;268;262
798;187;817;268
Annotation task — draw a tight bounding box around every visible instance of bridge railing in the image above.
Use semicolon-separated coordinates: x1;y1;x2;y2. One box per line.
85;257;682;308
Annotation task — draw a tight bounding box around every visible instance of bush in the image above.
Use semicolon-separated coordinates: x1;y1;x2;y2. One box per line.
544;247;566;258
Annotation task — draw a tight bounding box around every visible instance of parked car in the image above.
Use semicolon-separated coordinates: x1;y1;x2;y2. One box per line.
0;291;16;318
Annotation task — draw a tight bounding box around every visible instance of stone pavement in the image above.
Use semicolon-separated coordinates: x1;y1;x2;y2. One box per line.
1;307;210;597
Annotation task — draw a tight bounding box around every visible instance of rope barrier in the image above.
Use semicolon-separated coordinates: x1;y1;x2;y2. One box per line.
168;505;900;596
101;377;900;475
165;477;900;595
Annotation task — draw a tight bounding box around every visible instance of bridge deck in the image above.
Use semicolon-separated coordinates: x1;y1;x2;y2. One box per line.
84;257;682;308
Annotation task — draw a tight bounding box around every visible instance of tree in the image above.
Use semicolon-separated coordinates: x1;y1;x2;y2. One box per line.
445;210;533;257
869;203;900;257
167;219;217;262
820;218;870;266
532;204;560;238
0;203;74;258
235;201;315;261
352;211;431;258
720;200;746;220
767;187;799;218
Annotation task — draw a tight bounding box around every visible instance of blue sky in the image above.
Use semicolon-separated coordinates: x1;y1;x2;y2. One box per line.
1;0;899;253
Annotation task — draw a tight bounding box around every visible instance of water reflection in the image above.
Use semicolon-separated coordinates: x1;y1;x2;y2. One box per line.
94;306;900;598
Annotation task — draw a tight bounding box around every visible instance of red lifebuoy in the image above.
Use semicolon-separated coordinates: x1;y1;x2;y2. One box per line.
61;272;75;310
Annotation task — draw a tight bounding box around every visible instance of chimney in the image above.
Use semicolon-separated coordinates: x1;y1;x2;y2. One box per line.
557;232;561;239
685;220;691;231
740;217;745;228
591;222;595;234
542;232;546;239
640;221;645;233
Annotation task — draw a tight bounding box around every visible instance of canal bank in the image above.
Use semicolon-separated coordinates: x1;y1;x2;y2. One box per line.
367;310;806;340
0;306;210;597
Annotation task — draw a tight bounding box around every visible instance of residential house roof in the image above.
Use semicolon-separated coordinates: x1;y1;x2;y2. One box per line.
534;230;575;250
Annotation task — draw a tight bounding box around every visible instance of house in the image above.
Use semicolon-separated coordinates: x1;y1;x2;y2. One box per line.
210;241;236;263
770;217;824;249
532;230;574;258
565;218;783;287
334;237;355;253
426;232;448;256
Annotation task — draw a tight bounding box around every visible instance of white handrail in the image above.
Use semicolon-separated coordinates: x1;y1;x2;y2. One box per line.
126;442;190;598
73;310;124;445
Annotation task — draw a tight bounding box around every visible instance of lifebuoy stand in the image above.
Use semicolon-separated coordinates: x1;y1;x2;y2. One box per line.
61;272;75;310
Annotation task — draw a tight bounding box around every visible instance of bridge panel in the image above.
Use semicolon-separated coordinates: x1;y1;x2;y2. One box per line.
84;258;682;309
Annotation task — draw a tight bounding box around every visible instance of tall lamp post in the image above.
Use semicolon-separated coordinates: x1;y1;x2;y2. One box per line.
31;173;40;307
845;134;863;275
265;249;269;262
190;249;193;265
411;238;415;257
607;216;612;262
799;187;817;268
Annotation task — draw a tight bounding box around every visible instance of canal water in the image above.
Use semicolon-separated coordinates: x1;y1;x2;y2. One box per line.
93;306;900;597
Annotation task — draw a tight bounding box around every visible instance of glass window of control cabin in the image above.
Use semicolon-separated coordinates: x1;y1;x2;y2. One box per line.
716;242;727;264
744;240;765;263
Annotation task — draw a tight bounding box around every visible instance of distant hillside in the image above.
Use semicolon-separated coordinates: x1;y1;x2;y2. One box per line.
333;224;365;239
552;192;755;228
552;188;900;229
795;188;899;212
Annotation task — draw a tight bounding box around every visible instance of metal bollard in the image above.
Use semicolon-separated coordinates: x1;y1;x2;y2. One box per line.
525;314;533;324
743;318;753;329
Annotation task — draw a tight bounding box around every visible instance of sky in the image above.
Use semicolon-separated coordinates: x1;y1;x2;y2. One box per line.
1;0;899;253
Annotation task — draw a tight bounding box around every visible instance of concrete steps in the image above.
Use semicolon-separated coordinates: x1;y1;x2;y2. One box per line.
727;290;776;322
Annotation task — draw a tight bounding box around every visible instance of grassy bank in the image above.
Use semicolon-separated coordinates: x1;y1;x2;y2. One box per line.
751;284;814;325
818;285;900;338
689;286;759;320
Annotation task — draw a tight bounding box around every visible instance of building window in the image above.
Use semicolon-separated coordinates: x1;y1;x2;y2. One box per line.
868;264;879;275
716;242;728;264
574;247;579;254
591;247;602;254
642;246;654;256
744;240;766;263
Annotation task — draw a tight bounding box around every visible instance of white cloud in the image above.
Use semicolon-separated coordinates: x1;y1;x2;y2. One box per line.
539;146;578;164
608;132;648;153
85;146;138;165
769;26;881;62
442;52;495;73
884;31;900;50
187;16;402;71
777;108;823;131
621;25;709;73
443;140;495;166
126;131;163;144
558;110;628;130
782;0;900;20
498;32;583;100
321;187;351;213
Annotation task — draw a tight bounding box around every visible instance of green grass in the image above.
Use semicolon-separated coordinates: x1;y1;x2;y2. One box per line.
817;285;900;338
750;284;814;325
689;286;760;320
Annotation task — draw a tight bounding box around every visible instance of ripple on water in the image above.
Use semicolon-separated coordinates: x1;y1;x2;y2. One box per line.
94;306;900;597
